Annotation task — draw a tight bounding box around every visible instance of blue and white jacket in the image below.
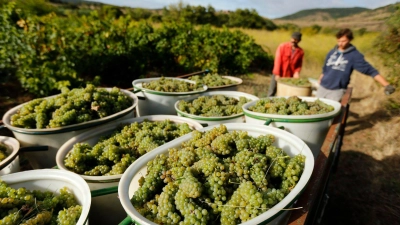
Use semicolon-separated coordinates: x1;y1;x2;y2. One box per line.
320;45;379;90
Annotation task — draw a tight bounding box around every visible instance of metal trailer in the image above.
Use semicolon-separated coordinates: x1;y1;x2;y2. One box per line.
287;87;352;225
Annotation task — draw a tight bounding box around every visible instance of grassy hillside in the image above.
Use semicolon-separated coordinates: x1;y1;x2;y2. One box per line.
274;3;400;31
278;7;370;20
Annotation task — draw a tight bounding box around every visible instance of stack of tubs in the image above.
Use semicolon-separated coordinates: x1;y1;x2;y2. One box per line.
1;74;338;225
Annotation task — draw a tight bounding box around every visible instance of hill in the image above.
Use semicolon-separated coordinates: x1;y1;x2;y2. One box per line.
273;3;400;31
278;7;370;20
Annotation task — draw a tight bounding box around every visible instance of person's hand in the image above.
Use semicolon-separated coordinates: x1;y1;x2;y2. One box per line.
293;73;300;78
384;84;395;95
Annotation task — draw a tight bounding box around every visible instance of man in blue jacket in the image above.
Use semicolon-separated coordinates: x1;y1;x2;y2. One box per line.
317;28;396;101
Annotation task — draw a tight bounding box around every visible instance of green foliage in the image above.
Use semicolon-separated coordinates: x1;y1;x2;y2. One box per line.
277;23;300;32
225;9;277;30
0;0;57;16
376;5;400;86
301;24;322;35
0;3;272;96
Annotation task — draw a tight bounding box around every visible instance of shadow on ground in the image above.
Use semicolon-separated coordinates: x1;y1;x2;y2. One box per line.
344;97;397;135
320;151;400;225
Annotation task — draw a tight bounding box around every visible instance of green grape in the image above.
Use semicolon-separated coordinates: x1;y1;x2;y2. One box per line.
188;73;238;87
10;84;132;129
0;181;82;225
248;96;334;115
278;78;311;87
0;143;10;162
131;125;306;225
64;120;194;176
177;95;251;117
142;77;204;92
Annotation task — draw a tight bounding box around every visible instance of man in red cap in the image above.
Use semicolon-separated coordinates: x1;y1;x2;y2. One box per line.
267;31;304;96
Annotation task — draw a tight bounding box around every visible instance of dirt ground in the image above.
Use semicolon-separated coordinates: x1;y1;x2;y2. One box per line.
319;74;400;225
1;74;399;225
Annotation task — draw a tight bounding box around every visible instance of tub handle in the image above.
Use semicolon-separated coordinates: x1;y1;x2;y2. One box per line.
132;89;146;100
200;123;209;127
91;186;118;197
263;118;285;130
19;146;49;153
264;118;273;125
119;216;133;225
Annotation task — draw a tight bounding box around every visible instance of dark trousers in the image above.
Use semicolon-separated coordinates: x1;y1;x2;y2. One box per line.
267;75;277;97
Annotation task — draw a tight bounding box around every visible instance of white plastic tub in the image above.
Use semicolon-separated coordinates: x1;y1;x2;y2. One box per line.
2;88;138;169
174;91;259;126
1;169;91;225
132;77;207;117
56;115;203;225
0;136;20;175
206;75;243;91
242;97;341;157
118;123;314;225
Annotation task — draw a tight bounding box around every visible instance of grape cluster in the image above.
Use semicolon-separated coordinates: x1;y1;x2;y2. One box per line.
278;78;311;87
141;77;204;92
0;181;82;225
0;143;10;162
248;96;335;115
177;95;251;117
64;119;194;176
10;84;132;129
131;124;306;225
187;74;238;87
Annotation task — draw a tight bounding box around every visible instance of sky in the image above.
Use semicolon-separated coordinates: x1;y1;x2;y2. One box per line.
86;0;400;18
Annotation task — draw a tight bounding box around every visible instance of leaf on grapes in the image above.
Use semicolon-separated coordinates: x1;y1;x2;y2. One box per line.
91;105;100;111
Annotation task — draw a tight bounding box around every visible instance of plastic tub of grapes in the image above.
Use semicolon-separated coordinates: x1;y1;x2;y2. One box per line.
132;77;208;117
276;78;312;97
118;123;314;225
187;73;243;92
242;96;342;158
1;85;138;169
174;91;259;126
0;136;20;175
1;169;91;225
56;115;204;225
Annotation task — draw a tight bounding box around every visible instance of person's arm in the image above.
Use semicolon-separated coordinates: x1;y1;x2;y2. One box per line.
373;74;389;87
293;50;304;78
318;74;324;84
272;44;283;77
353;54;395;94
